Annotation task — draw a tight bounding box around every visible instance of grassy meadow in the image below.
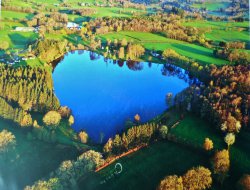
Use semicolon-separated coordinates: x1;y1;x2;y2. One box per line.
183;20;250;48
99;31;228;65
80;141;208;190
191;1;230;11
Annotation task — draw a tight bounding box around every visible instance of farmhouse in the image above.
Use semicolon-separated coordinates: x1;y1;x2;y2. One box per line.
67;22;81;30
15;27;35;32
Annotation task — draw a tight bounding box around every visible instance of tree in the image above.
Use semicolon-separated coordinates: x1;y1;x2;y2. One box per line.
0;130;16;154
237;174;250;190
20;114;33;127
113;134;122;153
58;106;71;118
134;114;140;122
126;44;145;60
103;138;113;153
0;41;9;50
182;166;212;190
159;125;168;139
79;131;88;143
43;111;62;126
157;175;183;190
162;49;180;60
68;115;74;126
24;178;63;190
120;38;128;46
224;133;235;149
118;47;125;59
203;138;213;151
212;149;230;183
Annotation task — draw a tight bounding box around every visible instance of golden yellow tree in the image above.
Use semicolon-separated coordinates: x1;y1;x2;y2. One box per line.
68;115;74;126
157;175;183;190
203;138;213;151
212;149;230;183
79;131;88;144
43;111;61;126
182;166;212;190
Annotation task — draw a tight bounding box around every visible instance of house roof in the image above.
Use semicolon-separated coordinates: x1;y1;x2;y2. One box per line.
15;27;35;31
67;22;79;28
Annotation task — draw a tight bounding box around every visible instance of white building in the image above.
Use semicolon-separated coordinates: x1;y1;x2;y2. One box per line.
15;27;35;32
67;22;81;30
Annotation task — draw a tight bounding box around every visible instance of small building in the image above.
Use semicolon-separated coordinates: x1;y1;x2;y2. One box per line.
67;22;81;30
15;27;35;32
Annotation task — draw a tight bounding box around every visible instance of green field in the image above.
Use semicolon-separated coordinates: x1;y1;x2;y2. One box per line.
80;141;208;190
99;31;228;65
170;114;250;189
0;21;38;49
171;114;225;150
192;2;230;11
183;21;249;48
1;10;34;20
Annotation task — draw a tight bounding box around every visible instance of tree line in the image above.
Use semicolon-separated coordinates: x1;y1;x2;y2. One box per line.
103;123;161;156
0;64;60;112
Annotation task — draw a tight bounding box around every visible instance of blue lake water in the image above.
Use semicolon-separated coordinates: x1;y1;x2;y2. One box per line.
53;51;195;142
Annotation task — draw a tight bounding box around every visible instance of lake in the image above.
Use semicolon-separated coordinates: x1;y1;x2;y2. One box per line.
53;50;197;142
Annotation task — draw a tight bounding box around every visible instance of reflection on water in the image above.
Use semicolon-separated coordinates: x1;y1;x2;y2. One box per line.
53;50;199;142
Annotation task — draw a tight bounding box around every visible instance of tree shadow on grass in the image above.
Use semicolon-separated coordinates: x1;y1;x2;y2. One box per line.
172;43;212;57
8;33;37;48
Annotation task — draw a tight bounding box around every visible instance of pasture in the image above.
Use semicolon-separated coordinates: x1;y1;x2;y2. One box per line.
99;31;228;65
80;141;208;190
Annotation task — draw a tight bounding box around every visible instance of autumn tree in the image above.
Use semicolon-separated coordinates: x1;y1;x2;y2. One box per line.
24;178;63;190
203;138;213;151
118;47;125;59
79;131;88;143
120;38;128;46
68;115;74;126
221;114;240;133
20;114;33;127
162;49;180;60
157;175;183;190
159;125;168;139
126;44;145;60
224;133;235;149
58;106;71;118
103;138;113;154
0;130;16;154
212;149;230;183
237;174;250;190
134;114;141;122
182;166;212;190
43;111;62;126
